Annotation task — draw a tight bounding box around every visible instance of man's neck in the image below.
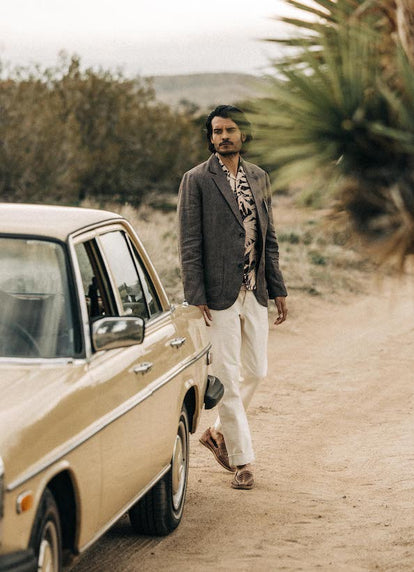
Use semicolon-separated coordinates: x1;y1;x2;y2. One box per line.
217;152;240;177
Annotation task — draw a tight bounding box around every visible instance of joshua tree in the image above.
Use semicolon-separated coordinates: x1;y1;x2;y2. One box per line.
254;0;414;263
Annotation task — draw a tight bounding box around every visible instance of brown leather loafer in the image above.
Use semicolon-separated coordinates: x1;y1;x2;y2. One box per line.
231;467;254;490
199;427;235;472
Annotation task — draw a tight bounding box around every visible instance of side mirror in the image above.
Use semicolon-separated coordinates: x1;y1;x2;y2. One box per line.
91;316;145;352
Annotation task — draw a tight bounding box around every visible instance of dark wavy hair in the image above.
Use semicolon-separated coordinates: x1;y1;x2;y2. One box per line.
205;105;252;154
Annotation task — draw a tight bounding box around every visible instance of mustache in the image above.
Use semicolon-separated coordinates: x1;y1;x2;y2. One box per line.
219;141;233;146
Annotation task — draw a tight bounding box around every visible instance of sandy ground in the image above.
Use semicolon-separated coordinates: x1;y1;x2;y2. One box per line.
72;274;414;572
139;276;414;571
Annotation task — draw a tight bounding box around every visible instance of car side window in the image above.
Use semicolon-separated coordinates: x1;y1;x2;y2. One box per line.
99;231;149;320
126;236;162;318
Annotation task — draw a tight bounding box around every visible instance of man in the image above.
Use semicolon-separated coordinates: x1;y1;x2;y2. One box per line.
178;105;287;490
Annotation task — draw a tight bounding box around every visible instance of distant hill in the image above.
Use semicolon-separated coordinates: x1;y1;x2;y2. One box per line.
148;73;268;110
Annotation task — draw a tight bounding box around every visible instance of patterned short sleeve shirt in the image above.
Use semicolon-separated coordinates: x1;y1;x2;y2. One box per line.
216;153;258;290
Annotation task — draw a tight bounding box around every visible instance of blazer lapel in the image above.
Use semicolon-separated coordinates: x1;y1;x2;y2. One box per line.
208;155;244;229
241;159;267;237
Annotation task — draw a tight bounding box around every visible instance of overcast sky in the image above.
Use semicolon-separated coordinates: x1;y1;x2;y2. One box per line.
1;0;295;76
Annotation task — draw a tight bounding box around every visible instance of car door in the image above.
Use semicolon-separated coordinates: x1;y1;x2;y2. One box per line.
74;226;184;529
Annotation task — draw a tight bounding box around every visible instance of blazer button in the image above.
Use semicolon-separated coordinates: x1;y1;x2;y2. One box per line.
238;263;243;269
239;232;244;238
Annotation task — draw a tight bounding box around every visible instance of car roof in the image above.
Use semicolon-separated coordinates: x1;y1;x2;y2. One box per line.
0;203;123;241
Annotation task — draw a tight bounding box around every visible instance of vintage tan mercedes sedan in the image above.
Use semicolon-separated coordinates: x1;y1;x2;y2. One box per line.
0;203;222;572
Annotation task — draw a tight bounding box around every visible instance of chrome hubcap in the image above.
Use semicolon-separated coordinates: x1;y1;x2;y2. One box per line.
38;522;58;572
171;420;187;511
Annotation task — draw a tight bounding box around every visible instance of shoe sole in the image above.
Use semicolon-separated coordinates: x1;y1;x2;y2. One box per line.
231;469;254;490
231;481;254;490
199;437;235;472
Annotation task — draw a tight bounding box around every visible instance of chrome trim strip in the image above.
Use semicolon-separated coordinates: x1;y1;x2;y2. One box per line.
68;236;93;359
0;357;86;367
145;309;173;329
0;455;4;522
79;464;170;553
0;357;80;366
70;219;124;241
6;343;211;492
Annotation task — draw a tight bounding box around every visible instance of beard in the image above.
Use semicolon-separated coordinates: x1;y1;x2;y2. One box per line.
216;142;241;156
217;148;239;157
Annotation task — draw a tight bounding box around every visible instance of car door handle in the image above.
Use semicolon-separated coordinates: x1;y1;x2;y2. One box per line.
170;337;186;349
133;362;153;375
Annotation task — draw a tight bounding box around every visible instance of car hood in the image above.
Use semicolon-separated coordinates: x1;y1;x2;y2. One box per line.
0;360;94;485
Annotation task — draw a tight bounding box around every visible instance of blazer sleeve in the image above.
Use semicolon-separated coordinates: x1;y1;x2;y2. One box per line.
177;171;207;306
264;173;288;298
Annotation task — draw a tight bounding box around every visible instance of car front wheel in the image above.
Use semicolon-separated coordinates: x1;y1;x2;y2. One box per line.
29;488;62;572
129;404;189;536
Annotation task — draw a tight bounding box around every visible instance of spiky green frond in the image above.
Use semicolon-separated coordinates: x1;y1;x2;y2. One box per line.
255;25;393;186
254;0;414;260
273;0;395;70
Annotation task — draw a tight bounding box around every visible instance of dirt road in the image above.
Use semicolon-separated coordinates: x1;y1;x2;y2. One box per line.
72;276;414;571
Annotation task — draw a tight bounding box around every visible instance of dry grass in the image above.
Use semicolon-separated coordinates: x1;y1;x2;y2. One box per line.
271;196;388;299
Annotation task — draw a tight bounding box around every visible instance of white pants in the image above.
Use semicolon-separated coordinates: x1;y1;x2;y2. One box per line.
210;289;269;466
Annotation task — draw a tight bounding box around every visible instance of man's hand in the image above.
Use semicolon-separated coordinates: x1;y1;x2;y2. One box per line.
274;297;288;325
197;304;213;327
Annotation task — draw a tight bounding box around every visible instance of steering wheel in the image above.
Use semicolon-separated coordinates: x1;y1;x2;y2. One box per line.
0;321;41;357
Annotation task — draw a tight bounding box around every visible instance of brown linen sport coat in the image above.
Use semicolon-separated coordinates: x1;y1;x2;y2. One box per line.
178;154;287;311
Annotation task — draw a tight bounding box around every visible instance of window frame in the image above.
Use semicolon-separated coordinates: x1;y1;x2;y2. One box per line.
96;230;150;321
73;223;165;320
71;221;171;358
74;239;117;320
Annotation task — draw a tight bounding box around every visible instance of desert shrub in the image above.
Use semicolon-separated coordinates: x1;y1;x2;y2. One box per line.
0;55;205;206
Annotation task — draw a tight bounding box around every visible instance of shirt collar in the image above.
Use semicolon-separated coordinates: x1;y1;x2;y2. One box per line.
215;153;244;177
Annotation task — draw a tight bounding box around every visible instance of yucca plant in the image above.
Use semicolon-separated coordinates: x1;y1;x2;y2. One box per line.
254;0;414;262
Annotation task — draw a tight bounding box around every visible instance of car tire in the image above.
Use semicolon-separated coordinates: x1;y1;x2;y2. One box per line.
129;405;189;536
29;488;62;572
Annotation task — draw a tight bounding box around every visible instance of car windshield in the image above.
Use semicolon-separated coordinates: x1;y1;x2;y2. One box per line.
0;237;76;359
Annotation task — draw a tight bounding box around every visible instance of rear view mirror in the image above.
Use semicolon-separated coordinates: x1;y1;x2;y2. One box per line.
91;316;145;351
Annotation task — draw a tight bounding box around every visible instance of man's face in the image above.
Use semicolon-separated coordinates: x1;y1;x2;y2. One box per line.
210;116;246;157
